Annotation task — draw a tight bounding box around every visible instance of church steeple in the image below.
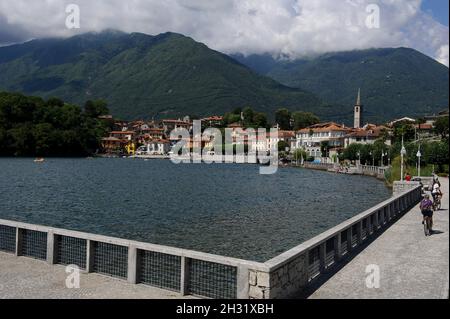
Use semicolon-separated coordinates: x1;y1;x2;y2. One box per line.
354;88;363;129
356;88;361;106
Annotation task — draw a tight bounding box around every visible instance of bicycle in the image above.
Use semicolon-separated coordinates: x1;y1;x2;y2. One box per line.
433;195;442;211
423;215;432;236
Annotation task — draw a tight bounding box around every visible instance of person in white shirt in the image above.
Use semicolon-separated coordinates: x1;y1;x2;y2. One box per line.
432;181;442;203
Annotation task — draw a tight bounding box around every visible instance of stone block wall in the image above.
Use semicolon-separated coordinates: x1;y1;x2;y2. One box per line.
248;253;309;299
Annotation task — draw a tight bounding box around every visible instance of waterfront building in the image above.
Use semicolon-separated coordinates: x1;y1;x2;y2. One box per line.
101;137;129;154
294;123;350;159
137;139;171;155
344;124;392;147
109;131;135;141
267;130;295;152
140;128;165;141
162;119;192;136
201;116;224;128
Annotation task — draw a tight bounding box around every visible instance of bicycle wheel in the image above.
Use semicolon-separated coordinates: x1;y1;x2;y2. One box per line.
424;219;430;236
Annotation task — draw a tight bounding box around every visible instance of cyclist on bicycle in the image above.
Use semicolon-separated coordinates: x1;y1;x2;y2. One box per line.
420;194;434;232
432;181;442;203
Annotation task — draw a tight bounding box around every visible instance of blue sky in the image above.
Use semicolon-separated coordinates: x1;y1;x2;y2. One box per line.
422;0;449;26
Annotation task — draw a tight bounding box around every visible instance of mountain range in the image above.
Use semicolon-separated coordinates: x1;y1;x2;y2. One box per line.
232;48;449;123
0;30;448;123
0;31;321;120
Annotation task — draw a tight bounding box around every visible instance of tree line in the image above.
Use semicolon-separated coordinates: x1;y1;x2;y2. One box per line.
0;92;111;157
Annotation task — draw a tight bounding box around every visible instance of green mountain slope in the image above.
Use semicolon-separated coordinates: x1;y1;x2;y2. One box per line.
232;48;449;123
0;31;322;120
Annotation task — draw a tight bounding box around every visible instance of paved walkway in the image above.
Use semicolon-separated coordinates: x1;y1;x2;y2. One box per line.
309;178;449;299
0;252;193;299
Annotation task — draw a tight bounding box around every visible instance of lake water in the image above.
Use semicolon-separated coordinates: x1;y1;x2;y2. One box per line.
0;158;391;262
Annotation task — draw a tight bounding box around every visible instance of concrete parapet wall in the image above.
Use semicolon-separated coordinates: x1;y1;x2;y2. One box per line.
393;181;421;196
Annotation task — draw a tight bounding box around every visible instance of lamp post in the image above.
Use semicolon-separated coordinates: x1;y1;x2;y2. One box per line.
369;151;374;166
357;151;361;166
381;150;386;167
416;146;422;178
401;135;407;181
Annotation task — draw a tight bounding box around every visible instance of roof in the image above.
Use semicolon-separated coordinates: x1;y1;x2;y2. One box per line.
142;128;164;132
110;131;135;135
268;130;295;138
345;126;389;138
389;117;416;126
162;120;191;125
202;116;224;121
298;122;349;133
102;137;128;143
227;122;243;128
414;124;433;130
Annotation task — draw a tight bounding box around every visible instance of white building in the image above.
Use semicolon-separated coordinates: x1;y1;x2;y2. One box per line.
294;122;350;159
136;140;171;155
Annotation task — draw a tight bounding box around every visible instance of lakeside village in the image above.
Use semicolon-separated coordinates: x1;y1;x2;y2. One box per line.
100;90;449;178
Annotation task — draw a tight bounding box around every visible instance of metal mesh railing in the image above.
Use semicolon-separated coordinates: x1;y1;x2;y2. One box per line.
361;219;368;239
139;250;181;292
341;229;348;255
308;246;320;281
188;259;237;299
56;235;87;270
325;239;335;267
92;242;128;279
21;229;47;260
351;224;358;247
0;225;16;253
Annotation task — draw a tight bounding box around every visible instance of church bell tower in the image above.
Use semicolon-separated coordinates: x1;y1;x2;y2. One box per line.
354;88;363;129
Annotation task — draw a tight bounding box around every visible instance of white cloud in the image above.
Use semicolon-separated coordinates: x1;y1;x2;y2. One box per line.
436;45;449;67
0;0;448;65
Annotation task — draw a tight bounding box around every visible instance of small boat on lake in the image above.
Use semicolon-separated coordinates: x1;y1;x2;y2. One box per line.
34;157;45;163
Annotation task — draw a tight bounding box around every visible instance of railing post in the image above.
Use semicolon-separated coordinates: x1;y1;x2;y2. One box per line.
15;227;23;256
367;217;372;236
237;265;250;299
127;245;138;284
356;222;362;245
86;240;95;273
334;233;342;261
374;211;379;231
347;227;352;251
46;231;57;264
180;256;190;296
319;243;326;271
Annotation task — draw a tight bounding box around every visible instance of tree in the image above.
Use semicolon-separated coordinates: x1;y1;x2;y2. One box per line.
0;92;109;157
278;140;289;153
223;112;241;125
242;107;254;126
434;116;449;138
320;141;329;158
275;108;291;130
252;112;268;128
292;112;320;130
84;100;109;118
293;148;307;163
393;123;415;142
343;143;363;161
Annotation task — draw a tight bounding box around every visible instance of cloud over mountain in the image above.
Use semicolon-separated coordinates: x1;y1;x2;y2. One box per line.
0;0;448;66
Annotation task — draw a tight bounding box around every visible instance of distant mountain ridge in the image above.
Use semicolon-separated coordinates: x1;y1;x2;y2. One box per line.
0;30;323;120
232;48;449;123
0;30;448;123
